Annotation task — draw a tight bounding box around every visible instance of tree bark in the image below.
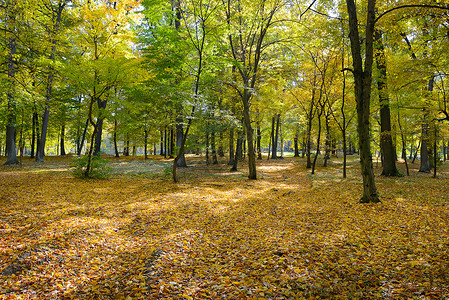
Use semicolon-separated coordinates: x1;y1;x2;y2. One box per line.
346;0;380;203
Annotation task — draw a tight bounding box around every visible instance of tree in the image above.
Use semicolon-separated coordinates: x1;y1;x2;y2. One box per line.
224;0;286;179
345;0;380;203
374;28;400;176
3;0;19;165
36;0;70;162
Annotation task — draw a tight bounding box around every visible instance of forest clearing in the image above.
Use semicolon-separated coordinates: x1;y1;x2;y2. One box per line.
1;155;448;299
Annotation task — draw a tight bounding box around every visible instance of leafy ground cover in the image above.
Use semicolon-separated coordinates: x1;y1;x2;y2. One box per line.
0;155;448;299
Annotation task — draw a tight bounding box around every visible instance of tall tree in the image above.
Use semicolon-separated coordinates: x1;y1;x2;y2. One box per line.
36;0;69;162
224;0;286;179
345;0;380;203
4;0;19;165
374;28;400;176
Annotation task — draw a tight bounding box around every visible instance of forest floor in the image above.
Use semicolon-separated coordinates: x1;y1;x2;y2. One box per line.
0;154;448;299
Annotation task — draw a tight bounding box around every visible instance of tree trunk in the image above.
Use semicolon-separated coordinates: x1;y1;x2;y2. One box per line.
176;117;187;167
4;15;18;166
294;125;300;157
164;127;167;158
375;29;399;176
60;122;66;156
35;2;66;163
257;123;262;159
218;131;224;157
412;140;420;164
160;128;164;156
78;118;89;156
170;126;174;158
36;108;49;162
206;129;210;165
125;140;130;156
312;106;324;174
93;98;107;156
270;116;276;159
306;113;313;168
30;111;37;158
272;114;281;159
230;127;243;172
144;128;148;160
211;129;218;164
324;110;331;167
346;0;380;203
114;119;119;157
228;128;235;165
419;78;434;172
433;125;437;178
280;118;284;158
397;110;410;176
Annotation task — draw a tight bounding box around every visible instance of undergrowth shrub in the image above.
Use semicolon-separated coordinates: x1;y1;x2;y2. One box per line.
72;155;113;179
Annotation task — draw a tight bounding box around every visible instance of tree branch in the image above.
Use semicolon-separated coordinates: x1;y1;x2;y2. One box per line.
375;4;449;24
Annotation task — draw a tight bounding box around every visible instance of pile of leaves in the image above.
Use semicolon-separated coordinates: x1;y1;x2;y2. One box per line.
1;155;448;299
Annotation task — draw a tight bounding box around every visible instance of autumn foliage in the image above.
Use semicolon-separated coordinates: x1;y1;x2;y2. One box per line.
1;155;448;299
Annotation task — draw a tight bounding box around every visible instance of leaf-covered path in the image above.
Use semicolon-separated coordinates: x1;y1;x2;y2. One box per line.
1;156;448;299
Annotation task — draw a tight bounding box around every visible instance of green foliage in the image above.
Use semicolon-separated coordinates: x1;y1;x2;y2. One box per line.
163;164;173;178
72;155;113;179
